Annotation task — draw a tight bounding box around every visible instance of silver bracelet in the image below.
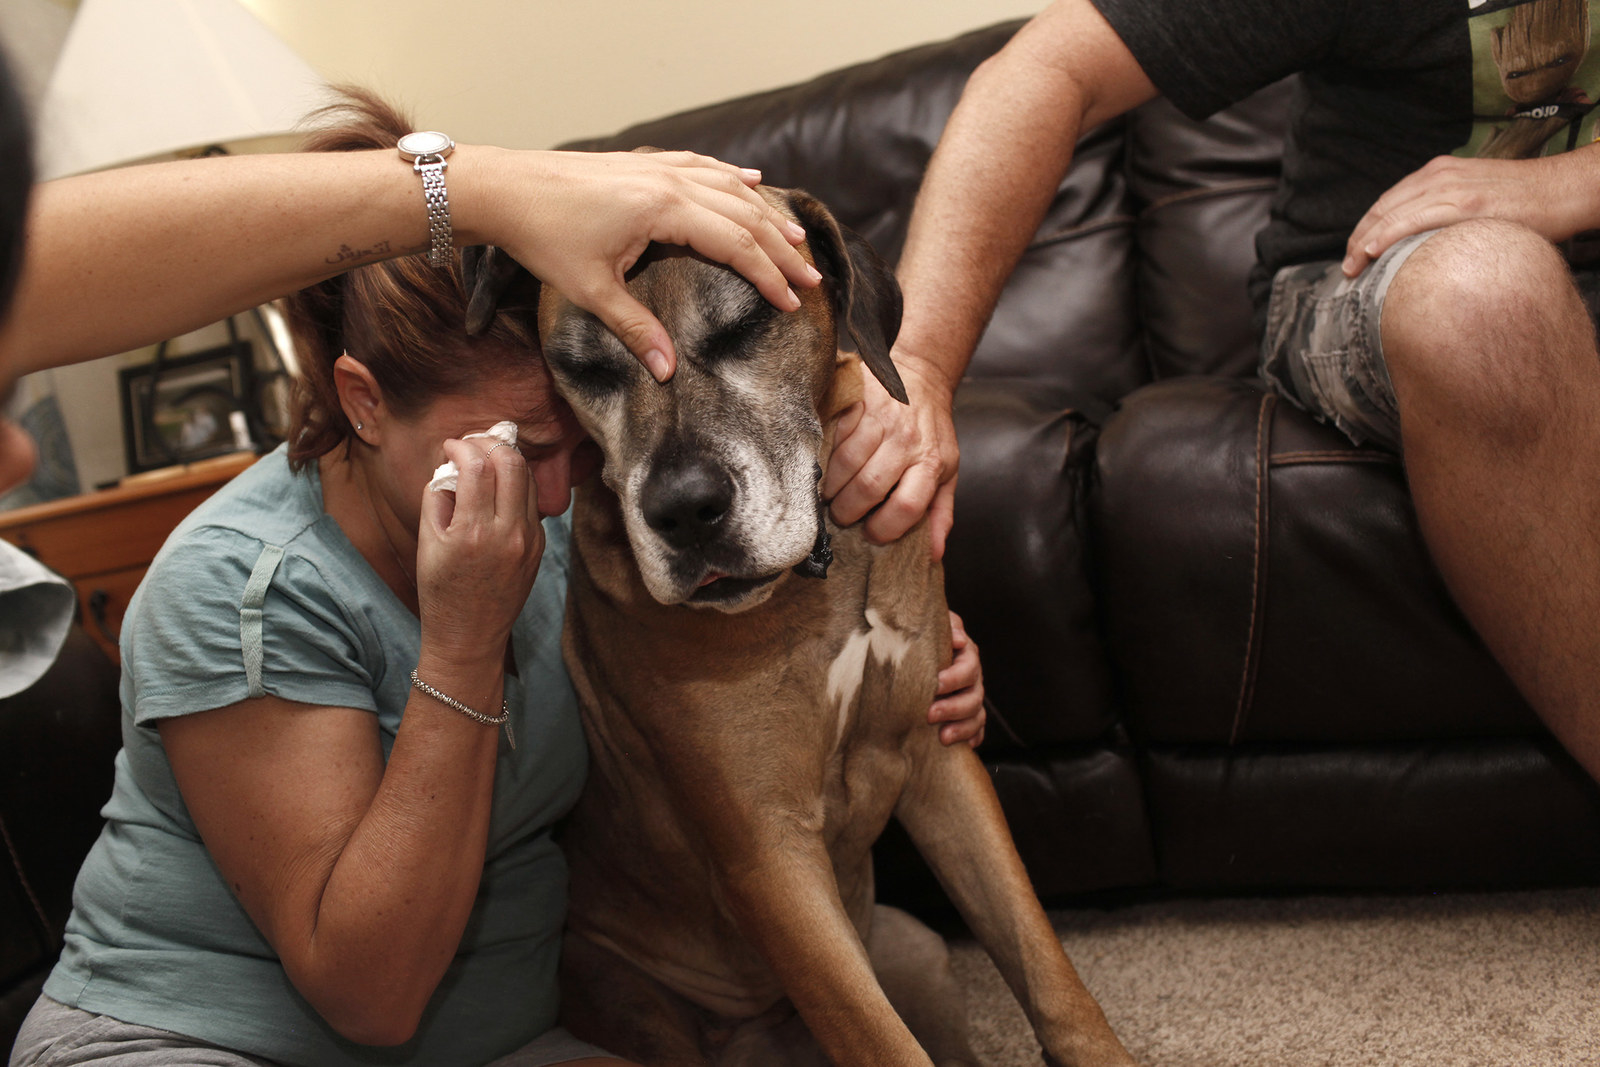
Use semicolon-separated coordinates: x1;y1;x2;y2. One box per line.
410;668;515;750
397;131;455;269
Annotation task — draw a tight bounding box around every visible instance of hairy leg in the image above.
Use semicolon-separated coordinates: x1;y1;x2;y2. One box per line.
1382;217;1600;779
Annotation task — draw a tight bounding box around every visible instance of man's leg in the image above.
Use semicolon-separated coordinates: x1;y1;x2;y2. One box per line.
1380;217;1600;781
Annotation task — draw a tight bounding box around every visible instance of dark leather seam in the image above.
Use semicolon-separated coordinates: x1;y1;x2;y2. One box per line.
1231;392;1276;744
0;810;54;949
1139;178;1281;215
1029;215;1137;249
1271;449;1400;467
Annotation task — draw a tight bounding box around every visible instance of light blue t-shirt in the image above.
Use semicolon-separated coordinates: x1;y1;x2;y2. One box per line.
43;445;587;1067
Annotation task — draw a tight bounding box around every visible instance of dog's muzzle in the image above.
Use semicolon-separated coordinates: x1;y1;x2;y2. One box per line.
792;468;832;580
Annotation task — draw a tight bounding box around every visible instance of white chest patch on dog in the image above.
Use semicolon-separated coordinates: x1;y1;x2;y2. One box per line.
825;608;913;745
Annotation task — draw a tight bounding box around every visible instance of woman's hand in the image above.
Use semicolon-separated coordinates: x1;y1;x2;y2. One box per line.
415;436;543;664
465;147;821;381
930;610;985;748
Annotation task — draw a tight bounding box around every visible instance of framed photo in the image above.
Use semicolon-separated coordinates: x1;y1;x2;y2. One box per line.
119;344;257;474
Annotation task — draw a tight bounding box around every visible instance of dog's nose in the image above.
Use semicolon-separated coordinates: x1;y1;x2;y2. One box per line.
641;458;735;550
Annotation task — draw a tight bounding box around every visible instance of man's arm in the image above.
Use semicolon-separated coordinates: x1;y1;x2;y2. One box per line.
824;0;1158;556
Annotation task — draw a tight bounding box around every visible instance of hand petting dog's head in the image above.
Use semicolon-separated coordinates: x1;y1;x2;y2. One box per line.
466;185;903;612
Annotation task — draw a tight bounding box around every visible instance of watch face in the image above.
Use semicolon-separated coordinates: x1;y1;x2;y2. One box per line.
399;131;452;158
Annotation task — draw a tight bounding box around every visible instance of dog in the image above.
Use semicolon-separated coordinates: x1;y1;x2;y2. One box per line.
464;185;1136;1067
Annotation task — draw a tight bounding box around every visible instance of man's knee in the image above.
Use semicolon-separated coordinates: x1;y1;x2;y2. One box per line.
1380;219;1591;437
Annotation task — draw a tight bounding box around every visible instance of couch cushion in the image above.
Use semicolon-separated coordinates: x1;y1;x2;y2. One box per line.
1093;377;1539;745
1144;740;1600;891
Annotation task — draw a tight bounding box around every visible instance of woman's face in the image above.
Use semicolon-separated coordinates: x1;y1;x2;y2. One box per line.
374;366;598;536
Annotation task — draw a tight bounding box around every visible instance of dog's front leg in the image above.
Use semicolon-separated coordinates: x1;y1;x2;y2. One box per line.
703;809;937;1067
895;744;1139;1067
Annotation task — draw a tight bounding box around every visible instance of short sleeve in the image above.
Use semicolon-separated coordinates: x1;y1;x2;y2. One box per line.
125;525;380;724
1092;0;1345;119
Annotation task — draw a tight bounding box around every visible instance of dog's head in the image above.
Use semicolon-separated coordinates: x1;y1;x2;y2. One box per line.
466;186;903;612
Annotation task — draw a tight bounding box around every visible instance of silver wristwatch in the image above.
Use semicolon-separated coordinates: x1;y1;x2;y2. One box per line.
397;130;456;268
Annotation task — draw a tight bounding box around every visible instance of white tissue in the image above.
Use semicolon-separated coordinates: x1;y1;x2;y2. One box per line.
427;420;520;493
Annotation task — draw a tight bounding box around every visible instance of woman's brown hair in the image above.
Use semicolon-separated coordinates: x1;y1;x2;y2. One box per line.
283;88;543;470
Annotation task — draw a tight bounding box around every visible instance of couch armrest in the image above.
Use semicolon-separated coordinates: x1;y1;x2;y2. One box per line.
945;381;1114;749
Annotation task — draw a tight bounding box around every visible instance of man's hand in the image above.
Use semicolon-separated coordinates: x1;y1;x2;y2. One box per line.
1343;150;1599;276
822;352;959;559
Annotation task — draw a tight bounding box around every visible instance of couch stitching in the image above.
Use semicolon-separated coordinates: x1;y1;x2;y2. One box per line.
1231;393;1276;745
0;809;54;948
1029;214;1137;249
1271;449;1400;467
1139;178;1281;216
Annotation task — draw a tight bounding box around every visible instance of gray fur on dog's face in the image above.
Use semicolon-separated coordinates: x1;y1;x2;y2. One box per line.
540;246;835;612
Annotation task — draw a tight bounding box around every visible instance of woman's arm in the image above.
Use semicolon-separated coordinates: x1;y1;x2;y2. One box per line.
160;679;503;1046
0;146;816;381
158;437;544;1045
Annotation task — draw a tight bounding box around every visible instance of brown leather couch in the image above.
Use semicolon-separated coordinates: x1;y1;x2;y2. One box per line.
8;16;1600;1056
557;19;1600;904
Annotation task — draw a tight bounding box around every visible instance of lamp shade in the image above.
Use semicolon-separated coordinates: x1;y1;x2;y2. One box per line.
34;0;326;181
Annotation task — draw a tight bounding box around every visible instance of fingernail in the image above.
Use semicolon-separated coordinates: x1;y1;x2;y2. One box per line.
786;287;801;310
1342;255;1356;275
741;167;763;184
646;349;669;380
805;263;822;283
786;220;806;240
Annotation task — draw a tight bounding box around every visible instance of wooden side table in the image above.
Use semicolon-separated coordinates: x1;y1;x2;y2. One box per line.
0;452;258;664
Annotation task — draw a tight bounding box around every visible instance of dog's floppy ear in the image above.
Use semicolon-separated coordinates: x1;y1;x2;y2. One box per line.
461;244;540;336
783;189;908;404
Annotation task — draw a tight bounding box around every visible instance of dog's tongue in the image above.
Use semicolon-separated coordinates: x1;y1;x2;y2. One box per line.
698;572;727;588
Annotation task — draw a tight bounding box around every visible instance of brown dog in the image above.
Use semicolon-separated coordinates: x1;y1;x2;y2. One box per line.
465;188;1135;1067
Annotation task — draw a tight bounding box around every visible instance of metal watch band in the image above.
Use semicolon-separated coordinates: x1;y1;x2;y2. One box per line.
397;131;455;269
415;158;452;268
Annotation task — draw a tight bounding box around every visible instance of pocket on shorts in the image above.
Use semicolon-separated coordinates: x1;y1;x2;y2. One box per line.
1260;263;1402;450
1260;269;1335;412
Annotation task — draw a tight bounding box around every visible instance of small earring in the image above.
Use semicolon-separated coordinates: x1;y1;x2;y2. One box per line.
356;422;364;431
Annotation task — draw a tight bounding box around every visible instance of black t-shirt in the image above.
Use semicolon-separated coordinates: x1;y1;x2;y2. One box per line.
1093;0;1600;308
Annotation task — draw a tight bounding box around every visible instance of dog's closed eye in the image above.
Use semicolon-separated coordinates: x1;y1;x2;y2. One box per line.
545;320;634;399
699;302;778;366
557;354;631;399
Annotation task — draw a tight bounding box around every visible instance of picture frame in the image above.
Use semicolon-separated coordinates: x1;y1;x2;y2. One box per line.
119;343;258;474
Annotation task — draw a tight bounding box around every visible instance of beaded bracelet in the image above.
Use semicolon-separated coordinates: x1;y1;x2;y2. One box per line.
410;668;514;750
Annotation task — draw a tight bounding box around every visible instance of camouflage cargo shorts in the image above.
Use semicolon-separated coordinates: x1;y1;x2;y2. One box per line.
1261;229;1600;453
1258;231;1433;454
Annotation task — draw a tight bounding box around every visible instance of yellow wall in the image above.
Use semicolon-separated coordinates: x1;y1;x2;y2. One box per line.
19;0;1040;492
240;0;1040;150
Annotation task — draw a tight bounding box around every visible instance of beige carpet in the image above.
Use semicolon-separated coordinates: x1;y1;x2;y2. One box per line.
948;887;1600;1066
